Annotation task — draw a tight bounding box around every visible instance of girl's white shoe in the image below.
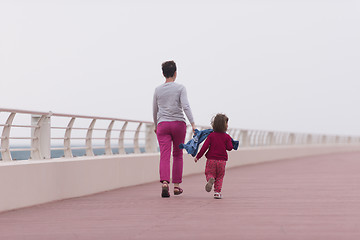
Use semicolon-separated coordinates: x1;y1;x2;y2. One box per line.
205;178;215;192
214;192;222;199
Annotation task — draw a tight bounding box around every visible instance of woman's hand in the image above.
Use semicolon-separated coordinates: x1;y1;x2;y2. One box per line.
194;157;199;163
191;123;196;133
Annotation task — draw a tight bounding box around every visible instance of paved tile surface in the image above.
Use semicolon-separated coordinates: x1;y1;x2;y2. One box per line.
1;151;360;240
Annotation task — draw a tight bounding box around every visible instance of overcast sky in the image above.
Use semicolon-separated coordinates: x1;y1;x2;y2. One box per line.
1;0;359;136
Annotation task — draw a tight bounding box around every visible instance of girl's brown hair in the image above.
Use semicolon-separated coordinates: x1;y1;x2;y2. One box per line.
211;114;229;133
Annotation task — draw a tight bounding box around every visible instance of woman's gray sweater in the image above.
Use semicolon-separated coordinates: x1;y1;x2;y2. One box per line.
153;82;194;126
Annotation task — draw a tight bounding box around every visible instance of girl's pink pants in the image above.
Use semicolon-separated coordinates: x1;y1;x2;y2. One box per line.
156;121;186;184
205;159;227;192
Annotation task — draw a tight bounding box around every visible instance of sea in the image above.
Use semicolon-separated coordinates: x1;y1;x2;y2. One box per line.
2;147;145;161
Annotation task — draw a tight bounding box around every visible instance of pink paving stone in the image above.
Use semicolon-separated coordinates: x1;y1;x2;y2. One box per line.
1;151;360;239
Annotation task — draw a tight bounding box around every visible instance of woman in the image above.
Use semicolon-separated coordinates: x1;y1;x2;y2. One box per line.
153;60;196;198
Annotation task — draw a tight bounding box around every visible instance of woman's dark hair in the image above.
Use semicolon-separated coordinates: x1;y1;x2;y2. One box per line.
211;114;229;133
162;60;177;78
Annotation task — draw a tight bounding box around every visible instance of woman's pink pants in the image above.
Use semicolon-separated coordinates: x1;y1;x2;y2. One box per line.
156;121;186;184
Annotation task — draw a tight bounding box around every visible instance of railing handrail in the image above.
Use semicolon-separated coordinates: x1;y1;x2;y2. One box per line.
0;108;152;124
1;107;360;161
0;108;157;161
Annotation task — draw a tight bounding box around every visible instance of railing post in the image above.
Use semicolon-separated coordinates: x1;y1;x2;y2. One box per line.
249;130;253;146
118;121;128;154
236;130;242;143
86;119;96;156
302;134;307;144
252;131;257;146
281;133;285;144
289;133;295;145
268;132;274;146
241;130;248;147
1;112;16;161
64;118;75;158
134;122;143;154
260;131;266;146
145;123;157;153
276;132;281;145
321;135;327;144
257;131;262;146
306;134;312;144
105;120;115;155
31;114;51;160
228;128;235;137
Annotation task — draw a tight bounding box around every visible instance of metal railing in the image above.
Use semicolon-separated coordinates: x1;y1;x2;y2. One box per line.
0;108;156;161
1;108;359;161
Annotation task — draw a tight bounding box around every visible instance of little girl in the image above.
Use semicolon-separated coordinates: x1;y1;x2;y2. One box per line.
194;113;234;199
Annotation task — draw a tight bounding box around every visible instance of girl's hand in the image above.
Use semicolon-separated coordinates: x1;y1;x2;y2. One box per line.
194;157;199;163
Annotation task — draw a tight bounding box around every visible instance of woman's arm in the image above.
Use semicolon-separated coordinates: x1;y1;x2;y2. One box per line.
153;91;158;133
180;86;195;130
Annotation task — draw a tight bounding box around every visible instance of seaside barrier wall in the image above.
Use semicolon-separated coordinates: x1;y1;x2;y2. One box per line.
1;108;360;212
1;143;360;213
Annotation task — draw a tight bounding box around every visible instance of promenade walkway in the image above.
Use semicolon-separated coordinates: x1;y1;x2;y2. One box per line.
1;151;360;240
